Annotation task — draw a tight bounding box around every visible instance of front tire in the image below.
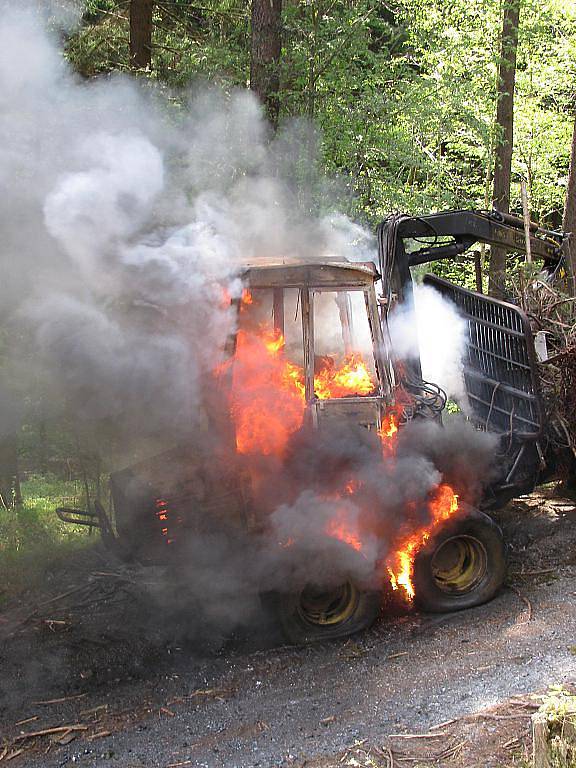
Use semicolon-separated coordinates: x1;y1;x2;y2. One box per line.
269;583;381;644
413;509;506;613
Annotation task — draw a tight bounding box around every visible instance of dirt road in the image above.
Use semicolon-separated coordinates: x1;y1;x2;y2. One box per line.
1;491;576;767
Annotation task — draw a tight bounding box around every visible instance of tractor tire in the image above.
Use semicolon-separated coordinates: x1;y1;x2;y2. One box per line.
269;582;381;645
413;508;506;613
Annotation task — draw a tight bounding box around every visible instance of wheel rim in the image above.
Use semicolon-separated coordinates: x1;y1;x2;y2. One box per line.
430;535;488;594
296;582;359;626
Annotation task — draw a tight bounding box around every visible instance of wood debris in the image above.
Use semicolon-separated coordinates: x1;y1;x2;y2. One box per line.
79;704;108;717
14;716;38;727
388;732;448;739
53;729;78;745
14;724;88;741
510;268;576;471
33;693;87;706
508;583;533;623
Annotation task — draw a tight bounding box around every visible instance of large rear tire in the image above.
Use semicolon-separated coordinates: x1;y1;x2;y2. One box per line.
270;583;381;644
413;509;506;613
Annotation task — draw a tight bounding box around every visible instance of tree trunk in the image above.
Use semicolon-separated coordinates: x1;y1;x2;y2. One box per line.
250;0;282;128
563;115;576;289
130;0;153;69
488;0;521;297
0;436;18;510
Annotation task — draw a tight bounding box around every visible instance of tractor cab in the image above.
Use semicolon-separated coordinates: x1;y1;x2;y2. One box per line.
231;259;395;446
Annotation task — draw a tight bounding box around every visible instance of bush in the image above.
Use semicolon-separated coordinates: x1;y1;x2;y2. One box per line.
0;475;91;602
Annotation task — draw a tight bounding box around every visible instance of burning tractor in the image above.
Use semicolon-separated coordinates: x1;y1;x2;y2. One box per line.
58;208;567;644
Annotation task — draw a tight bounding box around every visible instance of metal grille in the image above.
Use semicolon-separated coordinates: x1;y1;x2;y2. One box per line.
422;275;543;437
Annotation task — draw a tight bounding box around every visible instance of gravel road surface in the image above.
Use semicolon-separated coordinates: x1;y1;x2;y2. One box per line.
1;491;575;767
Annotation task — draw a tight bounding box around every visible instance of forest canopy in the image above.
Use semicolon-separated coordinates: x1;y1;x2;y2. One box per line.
65;0;576;227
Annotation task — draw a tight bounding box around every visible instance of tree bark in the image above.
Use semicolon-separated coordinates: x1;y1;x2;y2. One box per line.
130;0;153;69
563;115;576;289
250;0;282;128
488;0;521;297
0;436;18;510
532;712;551;768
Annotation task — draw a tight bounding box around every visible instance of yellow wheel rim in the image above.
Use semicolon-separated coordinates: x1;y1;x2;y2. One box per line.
431;535;488;594
296;582;359;626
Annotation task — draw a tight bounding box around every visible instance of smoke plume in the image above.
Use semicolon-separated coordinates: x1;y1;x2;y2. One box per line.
0;4;499;645
0;3;366;449
388;283;469;406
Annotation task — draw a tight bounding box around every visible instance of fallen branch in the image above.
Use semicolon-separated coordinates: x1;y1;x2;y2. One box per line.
14;724;88;741
88;731;111;740
33;693;87;706
79;704;108;717
509;584;533;623
464;712;533;721
14;716;38;727
430;718;456;730
388;732;448;739
510;568;556;577
37;586;88;608
437;740;467;760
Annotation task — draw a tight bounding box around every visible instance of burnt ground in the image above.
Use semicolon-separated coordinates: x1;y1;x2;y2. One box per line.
1;489;576;767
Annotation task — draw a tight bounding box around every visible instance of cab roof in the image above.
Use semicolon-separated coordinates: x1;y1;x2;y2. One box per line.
242;260;379;289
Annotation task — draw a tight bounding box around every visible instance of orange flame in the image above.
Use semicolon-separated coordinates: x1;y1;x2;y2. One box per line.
344;479;359;495
225;319;460;602
387;484;459;600
155;498;174;545
314;354;375;400
378;410;399;461
219;286;232;308
229;327;376;457
230;329;305;456
325;510;363;552
378;412;399;441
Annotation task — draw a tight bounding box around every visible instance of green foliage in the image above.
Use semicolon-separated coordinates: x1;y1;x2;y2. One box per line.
63;0;576;232
537;686;576;768
0;475;90;601
511;0;576;225
67;1;250;83
541;685;576;724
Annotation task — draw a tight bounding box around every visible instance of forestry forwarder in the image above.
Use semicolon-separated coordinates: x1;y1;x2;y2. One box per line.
57;208;568;644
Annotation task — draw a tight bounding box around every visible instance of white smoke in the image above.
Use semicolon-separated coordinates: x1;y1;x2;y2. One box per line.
0;4;366;450
320;212;376;264
388;283;469;406
45;133;165;279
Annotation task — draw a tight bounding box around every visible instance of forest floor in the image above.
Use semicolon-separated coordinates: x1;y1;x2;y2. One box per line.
1;488;576;768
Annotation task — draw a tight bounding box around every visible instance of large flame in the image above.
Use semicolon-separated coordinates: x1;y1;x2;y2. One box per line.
223;305;461;602
314;354;375;400
386;483;459;600
229;326;376;456
230;329;305;456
